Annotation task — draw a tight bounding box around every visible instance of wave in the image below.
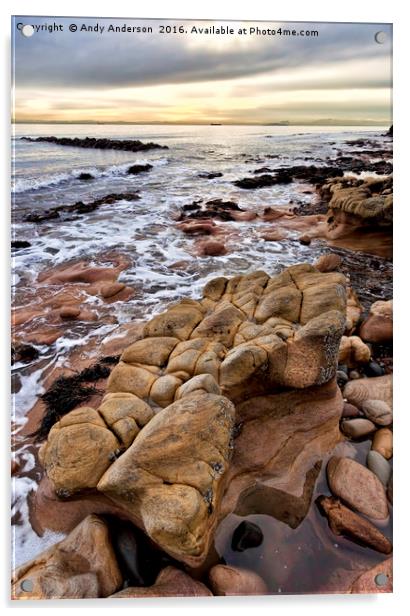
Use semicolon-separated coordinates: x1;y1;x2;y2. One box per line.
12;158;169;194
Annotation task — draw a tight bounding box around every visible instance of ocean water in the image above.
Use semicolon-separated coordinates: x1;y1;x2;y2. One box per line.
11;123;392;584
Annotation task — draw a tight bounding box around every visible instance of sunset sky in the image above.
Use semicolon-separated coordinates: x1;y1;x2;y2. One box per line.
12;17;392;125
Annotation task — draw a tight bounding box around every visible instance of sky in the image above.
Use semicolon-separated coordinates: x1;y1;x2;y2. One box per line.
12;17;392;125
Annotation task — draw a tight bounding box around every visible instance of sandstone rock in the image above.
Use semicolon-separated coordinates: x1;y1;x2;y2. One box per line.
12;515;122;599
201;240;227;256
342;402;361;418
98;393;235;567
372;428;393;459
327;456;389;519
314;254;342;272
387;474;393;504
208;565;268;596
340;418;376;439
367;450;392;486
338;336;371;368
38;407;120;497
317;496;392;554
361;399;392;426
349;557;392;593
344;374;392;410
100;282;126;298
360;299;393;343
111;566;212;597
59;306;81;320
345;287;363;333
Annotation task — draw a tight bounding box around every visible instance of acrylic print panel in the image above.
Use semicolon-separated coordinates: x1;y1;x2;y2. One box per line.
11;16;393;599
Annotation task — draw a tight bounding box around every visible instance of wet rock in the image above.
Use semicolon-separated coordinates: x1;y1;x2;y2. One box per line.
178;220;217;235
338;336;371;368
78;172;94;180
208;565;268;596
336;370;348;386
342;402;361;418
59;306;81;320
341;418;376;439
363;361;385;377
360;300;393;343
231;520;263;552
22;136;168;152
234;165;343;189
100;282;126;298
344;374;392;410
314;254;342;272
178;198;243;223
127;163;153;175
317;496;392;554
387;474;393;504
349;370;361;380
327;456;389;519
111;566;212;597
372;428;393;460
349;557;392;593
200;240;227;256
361;399;392;426
11;240;31;249
299;234;311;245
366;450;391;486
11;342;39;364
12;515;122;599
198;172;223;179
261;230;287;241
24;192;140;223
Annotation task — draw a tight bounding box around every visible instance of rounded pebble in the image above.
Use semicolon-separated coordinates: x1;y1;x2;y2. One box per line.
367;450;392;486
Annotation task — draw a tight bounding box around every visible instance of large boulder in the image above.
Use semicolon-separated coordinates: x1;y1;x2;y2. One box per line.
111;566;212;598
35;263;347;567
12;515;122;599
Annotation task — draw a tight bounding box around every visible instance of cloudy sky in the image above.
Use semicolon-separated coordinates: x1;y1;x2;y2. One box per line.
12;17;392;125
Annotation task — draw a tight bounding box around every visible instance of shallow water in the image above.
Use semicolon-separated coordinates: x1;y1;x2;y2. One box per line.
11;123;392;585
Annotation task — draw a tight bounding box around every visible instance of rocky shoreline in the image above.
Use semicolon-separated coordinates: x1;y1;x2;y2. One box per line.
21;136;168;152
11;128;393;598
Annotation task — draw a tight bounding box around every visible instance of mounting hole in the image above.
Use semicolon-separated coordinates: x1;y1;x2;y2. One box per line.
375;31;387;44
374;573;388;587
21;24;34;38
20;578;34;592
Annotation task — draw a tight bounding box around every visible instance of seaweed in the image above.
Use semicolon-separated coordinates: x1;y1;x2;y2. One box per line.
31;359;117;442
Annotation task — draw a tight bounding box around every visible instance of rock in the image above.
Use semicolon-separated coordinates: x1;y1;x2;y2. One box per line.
314;254;342;272
127;163;153;175
78;172;94;180
372;428;393;459
231;520;263;552
344;374;392;410
338;336;371;368
317;496;392;554
11;342;39;364
360;300;393;343
11;240;31;249
37;264;348;566
336;370;348;385
98;393;236;567
38;407;120;497
327;456;389;519
201;240;227;256
341;418;376;439
361;399;392;426
367;451;392;486
208;565;268;596
363;361;385;377
59;306;81;320
299;234;311;245
12;515;122;599
349;370;360;379
23;136;168;152
261;230;287;242
111;566;212;598
198;172;223;179
345;287;363;333
100;282;126;298
234;165;343;190
342;402;361;418
349;557;392;593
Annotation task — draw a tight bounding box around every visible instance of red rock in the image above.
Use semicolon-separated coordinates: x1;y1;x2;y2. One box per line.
314;253;342;272
349;557;393;593
111;566;212;598
261;230;287;241
209;565;268;596
360;300;393;343
201;241;227;256
100;282;126;299
342;402;361;418
177;220;216;235
59;306;81;319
